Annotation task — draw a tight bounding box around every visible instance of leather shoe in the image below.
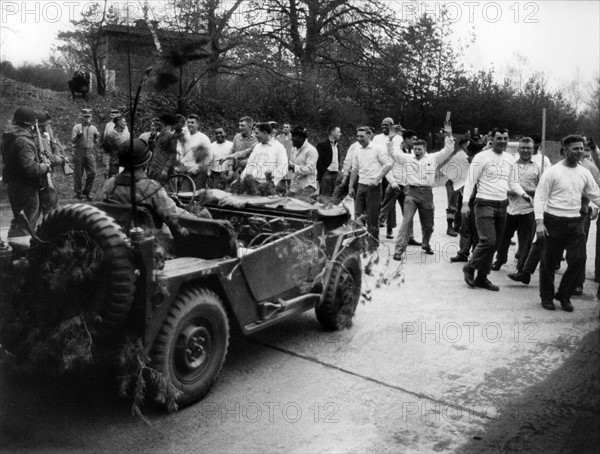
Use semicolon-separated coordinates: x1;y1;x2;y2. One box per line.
85;194;93;201
541;300;556;311
463;265;476;288
422;246;434;255
386;232;394;239
572;286;583;296
393;253;403;261
555;293;573;312
446;227;458;237
408;238;421;246
474;277;499;291
450;255;468;263
507;271;530;285
491;261;502;271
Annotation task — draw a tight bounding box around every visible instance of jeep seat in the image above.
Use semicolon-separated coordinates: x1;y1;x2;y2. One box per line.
172;215;238;260
92;202;159;231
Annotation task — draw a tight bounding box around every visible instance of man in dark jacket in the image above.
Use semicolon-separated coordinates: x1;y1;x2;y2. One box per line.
1;107;50;237
316;125;342;196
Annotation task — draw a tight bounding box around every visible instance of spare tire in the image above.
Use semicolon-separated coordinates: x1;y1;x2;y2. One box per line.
33;203;136;330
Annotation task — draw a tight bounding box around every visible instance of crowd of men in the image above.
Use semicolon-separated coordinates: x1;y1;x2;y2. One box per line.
2;105;600;313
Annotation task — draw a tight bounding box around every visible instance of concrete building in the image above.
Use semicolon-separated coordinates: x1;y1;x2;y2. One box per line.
97;20;209;92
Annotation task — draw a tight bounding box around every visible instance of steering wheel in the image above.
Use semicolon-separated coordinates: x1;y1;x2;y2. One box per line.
164;174;197;210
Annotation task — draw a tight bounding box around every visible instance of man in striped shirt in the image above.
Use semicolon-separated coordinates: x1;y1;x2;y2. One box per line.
462;128;530;291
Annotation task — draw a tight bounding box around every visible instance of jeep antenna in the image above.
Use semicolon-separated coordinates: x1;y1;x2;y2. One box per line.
125;5;153;233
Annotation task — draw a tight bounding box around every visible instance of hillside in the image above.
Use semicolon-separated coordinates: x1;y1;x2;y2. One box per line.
0;76;175;203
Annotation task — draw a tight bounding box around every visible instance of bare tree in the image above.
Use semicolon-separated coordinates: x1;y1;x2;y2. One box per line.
55;0;120;96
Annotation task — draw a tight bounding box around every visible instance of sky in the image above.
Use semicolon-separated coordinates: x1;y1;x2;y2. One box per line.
0;0;599;93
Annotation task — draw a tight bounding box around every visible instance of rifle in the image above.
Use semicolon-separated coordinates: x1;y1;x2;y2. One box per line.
46;124;73;175
35;120;59;208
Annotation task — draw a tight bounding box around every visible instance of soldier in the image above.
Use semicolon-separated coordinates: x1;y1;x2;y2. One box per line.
1;107;50;237
35;111;66;213
96;138;189;237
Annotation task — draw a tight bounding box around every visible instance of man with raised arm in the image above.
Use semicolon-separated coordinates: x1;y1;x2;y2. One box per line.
391;125;457;260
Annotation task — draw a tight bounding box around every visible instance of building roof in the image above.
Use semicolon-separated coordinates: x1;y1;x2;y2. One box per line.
101;21;210;46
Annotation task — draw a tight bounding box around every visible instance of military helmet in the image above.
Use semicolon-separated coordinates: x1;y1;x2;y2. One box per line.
118;138;152;168
13;106;37;126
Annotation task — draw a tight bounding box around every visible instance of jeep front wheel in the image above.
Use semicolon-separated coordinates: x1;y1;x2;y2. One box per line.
316;247;362;330
151;287;229;407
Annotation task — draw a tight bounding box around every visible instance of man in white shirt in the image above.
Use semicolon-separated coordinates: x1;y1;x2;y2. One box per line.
348;126;393;249
534;135;600;311
103;108;129;138
391;130;457;259
209;127;233;189
493;137;546;273
380;128;419;243
372;117;394;147
462;128;530;291
226;116;259;172
331;129;372;203
240;122;288;186
288;126;318;193
175;114;212;191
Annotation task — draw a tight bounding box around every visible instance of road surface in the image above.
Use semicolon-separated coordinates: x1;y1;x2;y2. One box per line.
1;188;598;453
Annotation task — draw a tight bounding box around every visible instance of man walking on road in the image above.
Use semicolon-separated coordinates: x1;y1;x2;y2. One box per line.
392;126;457;260
462;128;530;291
492;137;545;272
534;135;600;311
348;126;393;249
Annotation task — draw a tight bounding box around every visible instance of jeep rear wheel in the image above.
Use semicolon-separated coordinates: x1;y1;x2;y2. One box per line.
151;287;229;407
316;247;362;330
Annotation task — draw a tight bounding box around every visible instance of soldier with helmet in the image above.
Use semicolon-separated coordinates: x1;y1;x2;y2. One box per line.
35;110;69;214
1;106;51;237
95;138;188;237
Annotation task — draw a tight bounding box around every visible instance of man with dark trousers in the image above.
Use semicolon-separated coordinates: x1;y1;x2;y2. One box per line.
71;108;99;200
379;129;420;243
348;126;392;250
462;128;530;291
534;135;600;311
317;125;342;196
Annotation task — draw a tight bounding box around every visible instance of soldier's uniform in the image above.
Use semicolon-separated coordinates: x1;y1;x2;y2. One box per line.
1;107;49;237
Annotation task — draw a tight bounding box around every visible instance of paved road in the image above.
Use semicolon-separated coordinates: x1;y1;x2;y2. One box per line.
1;188;599;453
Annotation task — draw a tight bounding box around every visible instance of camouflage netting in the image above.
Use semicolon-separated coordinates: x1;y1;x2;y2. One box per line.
0;231;179;415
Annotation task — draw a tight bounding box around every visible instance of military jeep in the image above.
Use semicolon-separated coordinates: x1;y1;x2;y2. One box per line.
15;187;366;407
